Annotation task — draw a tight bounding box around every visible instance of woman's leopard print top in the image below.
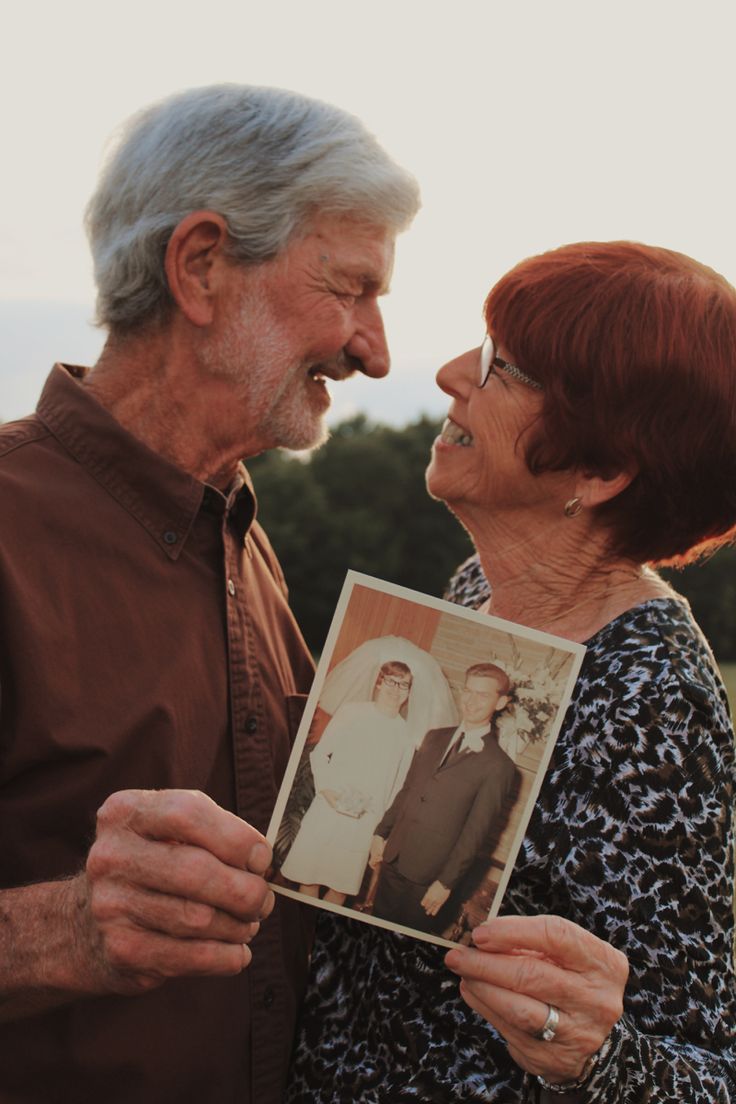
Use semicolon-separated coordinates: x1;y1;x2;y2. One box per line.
286;557;735;1102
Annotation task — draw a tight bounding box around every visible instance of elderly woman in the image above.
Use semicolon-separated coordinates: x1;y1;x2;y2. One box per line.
286;242;736;1102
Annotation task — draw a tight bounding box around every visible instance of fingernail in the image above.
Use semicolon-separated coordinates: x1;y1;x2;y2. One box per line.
445;950;461;972
241;943;252;971
259;890;275;921
244;921;261;944
247;841;271;874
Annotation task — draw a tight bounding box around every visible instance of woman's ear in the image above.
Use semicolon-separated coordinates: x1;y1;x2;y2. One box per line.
577;468;636;509
164;210;231;327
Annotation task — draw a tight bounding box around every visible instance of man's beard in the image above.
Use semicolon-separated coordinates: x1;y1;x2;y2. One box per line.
200;280;331;453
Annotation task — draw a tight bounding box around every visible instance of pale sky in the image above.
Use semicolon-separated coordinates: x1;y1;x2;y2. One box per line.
2;0;735;424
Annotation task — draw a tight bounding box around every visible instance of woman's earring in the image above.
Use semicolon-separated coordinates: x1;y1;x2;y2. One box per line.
564;497;583;518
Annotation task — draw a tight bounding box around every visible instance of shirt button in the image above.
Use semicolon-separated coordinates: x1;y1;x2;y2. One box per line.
245;716;258;734
262;986;275;1009
162;530;178;545
227;579;236;596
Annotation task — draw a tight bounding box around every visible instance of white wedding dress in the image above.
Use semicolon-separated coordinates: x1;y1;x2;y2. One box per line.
280;700;412;895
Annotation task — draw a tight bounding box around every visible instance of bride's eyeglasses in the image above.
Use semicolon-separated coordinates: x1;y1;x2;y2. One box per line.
381;676;412;691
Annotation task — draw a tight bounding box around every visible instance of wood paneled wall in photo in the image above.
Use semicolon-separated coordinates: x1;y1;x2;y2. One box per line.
328;584;441;673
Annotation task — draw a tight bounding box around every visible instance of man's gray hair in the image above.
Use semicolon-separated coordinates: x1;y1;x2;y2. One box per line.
85;84;420;331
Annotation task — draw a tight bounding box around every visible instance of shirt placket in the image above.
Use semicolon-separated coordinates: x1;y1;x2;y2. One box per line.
224;525;263;821
222;512;288;1104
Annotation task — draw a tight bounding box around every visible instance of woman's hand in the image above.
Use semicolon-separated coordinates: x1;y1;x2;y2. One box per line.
445;914;628;1085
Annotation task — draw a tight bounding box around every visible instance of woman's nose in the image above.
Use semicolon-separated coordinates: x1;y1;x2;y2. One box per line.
436;347;479;397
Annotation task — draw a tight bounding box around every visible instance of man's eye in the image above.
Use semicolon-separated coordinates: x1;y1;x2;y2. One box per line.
328;285;358;303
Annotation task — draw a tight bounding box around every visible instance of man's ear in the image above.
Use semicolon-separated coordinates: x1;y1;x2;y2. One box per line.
494;695;510;713
164;210;231;327
576;468;636;509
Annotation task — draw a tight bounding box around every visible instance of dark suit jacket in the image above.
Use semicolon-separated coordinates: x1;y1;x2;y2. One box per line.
375;725;518;890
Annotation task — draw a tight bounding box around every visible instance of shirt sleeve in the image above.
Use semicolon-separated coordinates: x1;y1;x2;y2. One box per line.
522;681;736;1102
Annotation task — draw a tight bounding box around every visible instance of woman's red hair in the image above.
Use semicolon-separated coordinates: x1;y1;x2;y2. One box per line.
485;241;736;564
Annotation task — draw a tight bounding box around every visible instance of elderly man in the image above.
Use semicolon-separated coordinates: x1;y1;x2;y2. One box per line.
0;85;418;1103
369;663;518;936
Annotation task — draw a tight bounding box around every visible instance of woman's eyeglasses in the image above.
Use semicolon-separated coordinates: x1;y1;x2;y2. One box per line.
479;335;543;391
380;676;412;691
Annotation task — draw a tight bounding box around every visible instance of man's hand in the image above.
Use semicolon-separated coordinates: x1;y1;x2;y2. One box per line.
368;835;386;870
0;789;274;1022
81;789;274;995
421;880;450;916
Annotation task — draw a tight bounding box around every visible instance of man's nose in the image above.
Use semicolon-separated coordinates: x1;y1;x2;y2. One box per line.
345;302;390;378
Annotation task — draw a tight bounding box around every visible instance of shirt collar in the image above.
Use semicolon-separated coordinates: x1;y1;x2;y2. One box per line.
456;723;491;741
36;364;256;559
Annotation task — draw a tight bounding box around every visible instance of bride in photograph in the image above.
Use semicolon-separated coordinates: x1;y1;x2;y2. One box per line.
280;636;458;905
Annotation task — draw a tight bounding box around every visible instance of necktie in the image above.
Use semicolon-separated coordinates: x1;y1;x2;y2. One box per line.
443;732;465;765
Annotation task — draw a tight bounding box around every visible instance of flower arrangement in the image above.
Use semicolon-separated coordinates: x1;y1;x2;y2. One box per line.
495;638;572;756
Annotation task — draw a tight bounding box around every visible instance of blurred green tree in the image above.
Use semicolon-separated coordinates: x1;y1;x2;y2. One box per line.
662;548;736;663
248;416;472;654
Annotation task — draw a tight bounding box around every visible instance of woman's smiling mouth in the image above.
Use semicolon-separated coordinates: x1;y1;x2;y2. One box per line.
439;417;474;447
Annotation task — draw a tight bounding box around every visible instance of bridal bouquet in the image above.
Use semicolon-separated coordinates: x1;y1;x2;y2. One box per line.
334;786;370;818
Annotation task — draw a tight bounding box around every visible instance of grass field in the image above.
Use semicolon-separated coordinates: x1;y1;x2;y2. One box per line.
718;662;736;718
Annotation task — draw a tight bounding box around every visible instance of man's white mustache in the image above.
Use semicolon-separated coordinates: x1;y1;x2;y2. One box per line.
311;350;365;380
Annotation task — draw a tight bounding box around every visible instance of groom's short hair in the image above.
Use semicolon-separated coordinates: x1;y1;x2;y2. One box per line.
464;662;511;697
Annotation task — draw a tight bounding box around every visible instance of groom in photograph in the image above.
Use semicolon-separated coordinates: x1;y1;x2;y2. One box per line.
368;662;518;934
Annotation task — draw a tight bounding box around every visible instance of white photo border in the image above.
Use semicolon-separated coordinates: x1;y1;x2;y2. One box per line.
267;569;586;949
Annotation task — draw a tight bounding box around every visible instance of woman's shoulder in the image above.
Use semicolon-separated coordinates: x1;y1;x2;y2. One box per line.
569;596;733;779
331;699;406;726
332;699;376;720
585;596;728;713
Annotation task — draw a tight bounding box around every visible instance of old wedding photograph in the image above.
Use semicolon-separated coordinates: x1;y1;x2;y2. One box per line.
267;571;585;948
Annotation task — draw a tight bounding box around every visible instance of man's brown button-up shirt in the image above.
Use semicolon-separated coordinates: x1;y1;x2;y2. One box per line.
0;365;316;1103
